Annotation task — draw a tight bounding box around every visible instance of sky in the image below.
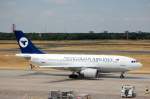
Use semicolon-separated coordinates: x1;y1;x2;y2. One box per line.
0;0;150;33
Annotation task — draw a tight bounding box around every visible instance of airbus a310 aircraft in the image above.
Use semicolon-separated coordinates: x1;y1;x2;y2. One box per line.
15;30;142;79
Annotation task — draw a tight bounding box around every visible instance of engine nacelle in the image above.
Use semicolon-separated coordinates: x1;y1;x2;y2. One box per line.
80;68;99;78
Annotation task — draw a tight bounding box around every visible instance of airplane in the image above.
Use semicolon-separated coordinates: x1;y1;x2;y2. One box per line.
14;30;142;79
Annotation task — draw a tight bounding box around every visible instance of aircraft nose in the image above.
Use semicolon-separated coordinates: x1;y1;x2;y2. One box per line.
133;62;143;70
129;62;143;70
137;62;143;68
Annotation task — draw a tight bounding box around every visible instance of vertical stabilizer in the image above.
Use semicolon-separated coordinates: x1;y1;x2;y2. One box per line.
14;30;44;54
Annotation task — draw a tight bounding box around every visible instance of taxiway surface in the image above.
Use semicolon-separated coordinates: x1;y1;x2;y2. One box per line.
0;70;150;99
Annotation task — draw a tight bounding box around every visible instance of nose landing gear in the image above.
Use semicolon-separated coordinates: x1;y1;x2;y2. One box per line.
120;72;125;78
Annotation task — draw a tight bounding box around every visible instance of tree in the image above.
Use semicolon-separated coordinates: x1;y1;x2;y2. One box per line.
89;30;95;33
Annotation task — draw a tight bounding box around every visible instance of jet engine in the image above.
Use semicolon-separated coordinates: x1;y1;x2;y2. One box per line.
80;68;99;78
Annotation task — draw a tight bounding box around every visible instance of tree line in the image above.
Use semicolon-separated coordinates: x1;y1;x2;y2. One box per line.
0;31;150;40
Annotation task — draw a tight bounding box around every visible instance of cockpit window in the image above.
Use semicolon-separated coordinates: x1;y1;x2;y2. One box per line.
131;60;138;63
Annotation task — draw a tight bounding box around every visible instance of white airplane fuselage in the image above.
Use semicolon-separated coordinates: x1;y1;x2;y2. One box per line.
17;54;142;73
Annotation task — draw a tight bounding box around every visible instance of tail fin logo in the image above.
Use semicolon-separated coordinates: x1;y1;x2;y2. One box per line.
19;37;29;48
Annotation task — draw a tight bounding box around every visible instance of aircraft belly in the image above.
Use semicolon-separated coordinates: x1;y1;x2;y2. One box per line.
100;67;128;72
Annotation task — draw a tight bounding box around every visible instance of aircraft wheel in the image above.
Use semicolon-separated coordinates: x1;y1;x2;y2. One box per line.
69;74;79;79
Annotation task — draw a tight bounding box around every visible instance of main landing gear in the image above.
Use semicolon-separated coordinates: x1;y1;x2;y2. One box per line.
69;72;81;79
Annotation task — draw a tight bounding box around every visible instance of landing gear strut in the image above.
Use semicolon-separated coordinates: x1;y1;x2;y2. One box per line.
120;72;125;78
